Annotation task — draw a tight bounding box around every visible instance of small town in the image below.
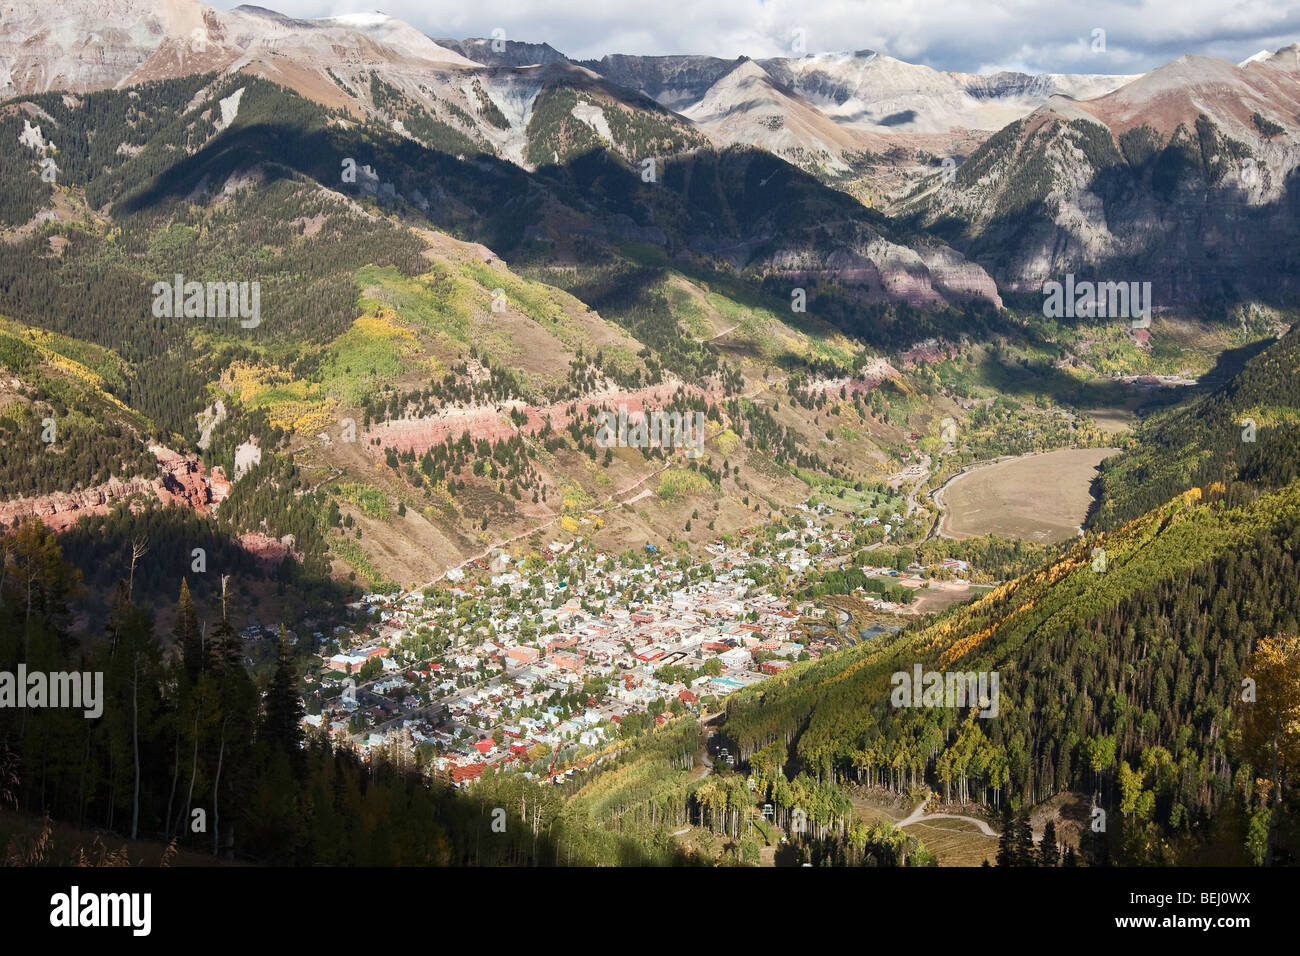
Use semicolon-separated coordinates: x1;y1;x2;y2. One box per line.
297;500;984;788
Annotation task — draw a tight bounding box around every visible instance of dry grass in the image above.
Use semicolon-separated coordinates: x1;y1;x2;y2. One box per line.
939;447;1119;543
903;816;999;867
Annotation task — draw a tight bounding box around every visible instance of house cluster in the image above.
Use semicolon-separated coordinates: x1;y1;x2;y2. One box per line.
299;537;824;785
295;497;983;788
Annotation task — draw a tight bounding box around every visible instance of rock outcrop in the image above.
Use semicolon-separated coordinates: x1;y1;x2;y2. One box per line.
0;444;230;532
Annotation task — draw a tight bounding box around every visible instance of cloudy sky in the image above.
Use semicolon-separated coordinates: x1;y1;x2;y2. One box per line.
215;0;1300;74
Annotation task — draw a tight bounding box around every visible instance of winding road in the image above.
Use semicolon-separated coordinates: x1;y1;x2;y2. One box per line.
897;794;1047;843
897;795;999;836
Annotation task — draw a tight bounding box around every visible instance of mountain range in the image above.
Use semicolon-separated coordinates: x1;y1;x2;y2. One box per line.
2;1;1134;177
8;0;1298;306
904;46;1300;305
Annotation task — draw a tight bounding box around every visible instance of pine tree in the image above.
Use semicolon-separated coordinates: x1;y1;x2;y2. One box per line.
1039;819;1060;866
996;802;1015;866
174;578;203;680
1082;820;1111;867
207;616;243;674
1012;807;1036;866
1063;844;1078;867
263;625;303;755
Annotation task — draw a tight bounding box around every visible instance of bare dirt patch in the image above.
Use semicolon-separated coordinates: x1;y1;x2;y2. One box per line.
908;579;980;613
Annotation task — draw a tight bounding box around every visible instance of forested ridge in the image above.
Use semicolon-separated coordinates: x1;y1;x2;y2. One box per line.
0;354;156;497
720;478;1300;864
1;71;1008;424
1091;324;1300;529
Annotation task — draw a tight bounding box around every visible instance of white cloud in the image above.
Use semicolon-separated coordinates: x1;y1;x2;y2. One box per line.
212;0;1300;73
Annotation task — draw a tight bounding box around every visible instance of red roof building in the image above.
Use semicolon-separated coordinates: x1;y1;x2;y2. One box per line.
451;763;486;784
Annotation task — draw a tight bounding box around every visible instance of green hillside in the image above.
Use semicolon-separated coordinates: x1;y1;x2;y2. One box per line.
1091;325;1300;528
718;477;1300;864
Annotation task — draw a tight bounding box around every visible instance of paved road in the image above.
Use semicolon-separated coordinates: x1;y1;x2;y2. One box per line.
902;454;932;519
